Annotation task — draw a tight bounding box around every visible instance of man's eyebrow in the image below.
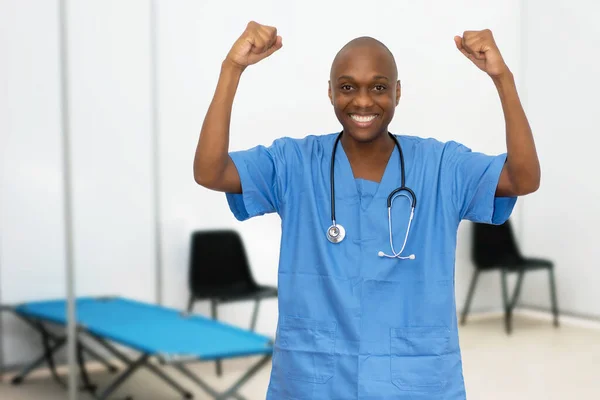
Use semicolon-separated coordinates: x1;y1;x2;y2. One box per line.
336;75;390;82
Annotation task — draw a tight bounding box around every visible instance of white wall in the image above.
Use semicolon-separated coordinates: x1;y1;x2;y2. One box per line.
66;0;156;301
0;0;67;367
1;0;532;369
518;0;600;318
0;0;156;367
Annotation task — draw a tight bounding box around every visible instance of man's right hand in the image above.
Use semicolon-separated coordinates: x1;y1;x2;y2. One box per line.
195;22;282;194
225;21;283;70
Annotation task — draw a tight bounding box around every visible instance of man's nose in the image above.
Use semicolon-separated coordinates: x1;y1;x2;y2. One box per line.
352;88;375;108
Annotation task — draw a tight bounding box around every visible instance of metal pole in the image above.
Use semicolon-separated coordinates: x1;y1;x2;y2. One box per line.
58;1;78;399
149;0;163;305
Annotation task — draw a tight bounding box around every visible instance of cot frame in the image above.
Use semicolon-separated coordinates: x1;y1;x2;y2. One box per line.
1;299;273;400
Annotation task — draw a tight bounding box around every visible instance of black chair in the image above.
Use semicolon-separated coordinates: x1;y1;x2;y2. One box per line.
460;219;559;334
187;229;278;375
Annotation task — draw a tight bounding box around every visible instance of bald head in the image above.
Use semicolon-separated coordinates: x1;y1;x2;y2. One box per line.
327;36;401;144
330;36;398;81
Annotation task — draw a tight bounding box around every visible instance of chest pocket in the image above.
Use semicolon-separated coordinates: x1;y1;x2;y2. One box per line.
390;326;451;393
276;316;337;383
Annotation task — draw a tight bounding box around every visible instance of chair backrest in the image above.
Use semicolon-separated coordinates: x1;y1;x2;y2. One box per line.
188;230;257;299
471;219;522;269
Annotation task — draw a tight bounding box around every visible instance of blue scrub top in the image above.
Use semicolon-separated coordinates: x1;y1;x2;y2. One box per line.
226;132;516;400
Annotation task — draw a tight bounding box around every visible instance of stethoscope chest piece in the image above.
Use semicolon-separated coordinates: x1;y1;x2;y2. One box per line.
326;223;345;244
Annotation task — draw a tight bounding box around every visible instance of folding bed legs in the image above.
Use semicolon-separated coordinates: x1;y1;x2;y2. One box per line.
172;354;272;400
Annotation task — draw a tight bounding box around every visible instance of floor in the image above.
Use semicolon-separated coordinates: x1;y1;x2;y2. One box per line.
1;312;599;399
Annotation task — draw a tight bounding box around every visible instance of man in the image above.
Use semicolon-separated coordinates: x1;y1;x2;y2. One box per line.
194;21;539;400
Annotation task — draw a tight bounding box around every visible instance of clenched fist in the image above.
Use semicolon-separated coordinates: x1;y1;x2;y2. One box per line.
454;29;509;78
225;21;283;70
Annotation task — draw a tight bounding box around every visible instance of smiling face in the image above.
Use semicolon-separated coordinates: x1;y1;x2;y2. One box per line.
329;37;401;144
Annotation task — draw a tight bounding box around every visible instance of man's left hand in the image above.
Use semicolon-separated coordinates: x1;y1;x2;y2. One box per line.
454;30;510;78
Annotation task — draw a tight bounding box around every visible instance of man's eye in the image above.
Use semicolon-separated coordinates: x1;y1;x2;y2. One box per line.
374;85;386;91
340;85;353;91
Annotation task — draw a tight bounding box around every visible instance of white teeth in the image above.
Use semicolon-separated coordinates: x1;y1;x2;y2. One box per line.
350;114;377;122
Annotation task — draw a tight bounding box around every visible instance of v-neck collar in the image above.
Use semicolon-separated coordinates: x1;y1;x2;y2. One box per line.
333;134;401;211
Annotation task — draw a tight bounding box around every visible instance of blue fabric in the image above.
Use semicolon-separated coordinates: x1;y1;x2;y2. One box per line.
15;297;272;360
226;133;517;399
355;178;378;210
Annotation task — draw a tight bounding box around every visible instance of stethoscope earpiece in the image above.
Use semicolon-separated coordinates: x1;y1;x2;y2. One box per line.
379;252;415;260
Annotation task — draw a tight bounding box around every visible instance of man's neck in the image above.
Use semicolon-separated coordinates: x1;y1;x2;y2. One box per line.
341;131;395;182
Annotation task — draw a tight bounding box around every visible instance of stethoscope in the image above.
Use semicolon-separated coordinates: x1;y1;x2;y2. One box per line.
326;132;417;260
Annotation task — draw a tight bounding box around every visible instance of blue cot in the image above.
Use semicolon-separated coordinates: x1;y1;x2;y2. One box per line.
4;296;273;400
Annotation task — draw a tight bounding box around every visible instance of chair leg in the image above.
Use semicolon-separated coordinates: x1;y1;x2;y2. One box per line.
210;299;223;377
187;296;195;313
548;268;560;327
250;299;260;331
501;269;512;334
461;269;480;325
510;270;525;310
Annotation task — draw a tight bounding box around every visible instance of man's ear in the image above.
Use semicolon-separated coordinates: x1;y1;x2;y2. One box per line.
396;80;401;106
328;81;333;105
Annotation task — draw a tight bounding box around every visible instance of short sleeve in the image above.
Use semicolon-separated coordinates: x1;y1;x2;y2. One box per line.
225;139;286;221
443;141;517;224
